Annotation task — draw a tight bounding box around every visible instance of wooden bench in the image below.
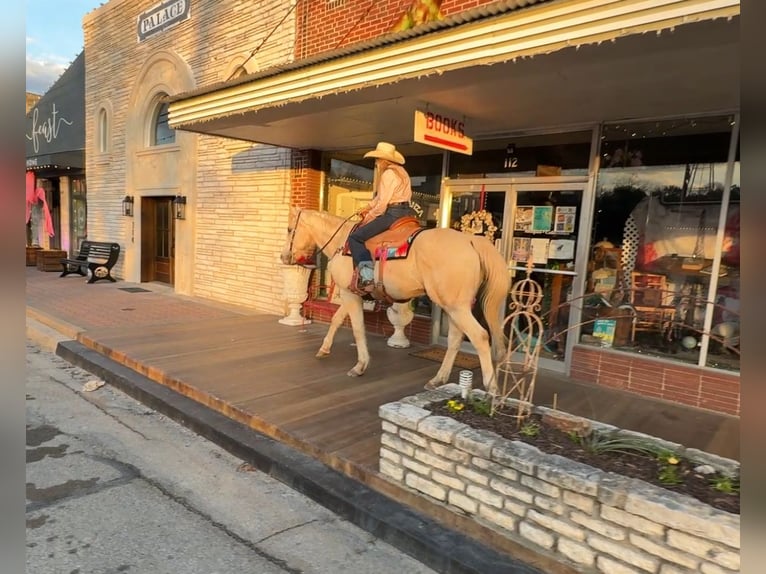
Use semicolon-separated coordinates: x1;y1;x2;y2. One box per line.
60;241;121;284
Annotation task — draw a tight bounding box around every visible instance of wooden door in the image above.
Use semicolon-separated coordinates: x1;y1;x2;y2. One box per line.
140;197;175;284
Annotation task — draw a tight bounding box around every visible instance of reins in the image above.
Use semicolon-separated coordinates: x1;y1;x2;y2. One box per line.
289;208;358;262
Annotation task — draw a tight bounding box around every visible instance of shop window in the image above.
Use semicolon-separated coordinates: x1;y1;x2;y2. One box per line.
97;107;109;153
151;100;175;146
581;115;738;372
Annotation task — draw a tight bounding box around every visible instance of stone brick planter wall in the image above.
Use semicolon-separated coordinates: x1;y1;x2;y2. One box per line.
379;385;740;574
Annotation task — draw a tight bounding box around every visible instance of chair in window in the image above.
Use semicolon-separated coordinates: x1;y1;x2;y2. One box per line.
630;272;675;342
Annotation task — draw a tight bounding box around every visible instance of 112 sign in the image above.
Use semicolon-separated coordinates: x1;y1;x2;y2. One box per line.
504;143;518;169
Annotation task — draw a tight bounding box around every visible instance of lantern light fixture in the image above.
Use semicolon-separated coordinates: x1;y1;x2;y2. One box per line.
122;195;134;217
173;195;187;220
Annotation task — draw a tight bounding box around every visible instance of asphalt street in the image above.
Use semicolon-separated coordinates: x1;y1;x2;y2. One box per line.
26;341;437;574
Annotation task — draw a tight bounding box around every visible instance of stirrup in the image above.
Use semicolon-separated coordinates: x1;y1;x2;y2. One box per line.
349;268;374;296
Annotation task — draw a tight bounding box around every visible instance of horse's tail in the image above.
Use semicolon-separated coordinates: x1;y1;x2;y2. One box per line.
471;236;510;361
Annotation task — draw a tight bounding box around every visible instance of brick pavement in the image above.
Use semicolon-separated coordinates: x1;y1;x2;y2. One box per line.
26;267;251;332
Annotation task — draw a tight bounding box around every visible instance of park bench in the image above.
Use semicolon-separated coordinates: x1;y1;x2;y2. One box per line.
60;241;121;284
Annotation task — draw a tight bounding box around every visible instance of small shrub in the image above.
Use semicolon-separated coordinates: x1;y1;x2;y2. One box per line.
519;421;540;437
711;475;740;494
658;463;684;485
467;393;493;417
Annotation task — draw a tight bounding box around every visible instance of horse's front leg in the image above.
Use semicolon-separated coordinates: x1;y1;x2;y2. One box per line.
316;302;347;358
339;290;370;377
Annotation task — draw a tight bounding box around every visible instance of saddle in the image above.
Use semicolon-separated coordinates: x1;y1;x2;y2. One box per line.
344;216;425;301
342;216;423;259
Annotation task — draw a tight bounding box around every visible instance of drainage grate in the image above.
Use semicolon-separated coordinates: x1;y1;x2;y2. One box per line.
118;287;151;293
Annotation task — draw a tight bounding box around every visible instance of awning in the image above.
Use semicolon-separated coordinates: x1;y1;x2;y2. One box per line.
168;0;740;152
26;52;85;160
26;150;85;171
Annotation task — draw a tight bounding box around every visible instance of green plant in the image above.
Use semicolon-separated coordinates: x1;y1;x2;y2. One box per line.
658;463;683;485
571;432;665;457
711;475;739;494
467;394;493;417
567;431;582;444
519;421;540;437
655;451;684;486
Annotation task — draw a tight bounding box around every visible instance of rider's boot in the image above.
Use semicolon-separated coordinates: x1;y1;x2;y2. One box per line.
356;261;375;292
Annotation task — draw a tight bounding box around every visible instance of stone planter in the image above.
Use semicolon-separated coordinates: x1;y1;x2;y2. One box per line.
379;385;740;574
279;265;312;326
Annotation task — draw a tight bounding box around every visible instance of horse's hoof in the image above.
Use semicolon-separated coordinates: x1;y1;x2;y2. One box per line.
426;375;447;389
315;349;330;359
424;381;437;390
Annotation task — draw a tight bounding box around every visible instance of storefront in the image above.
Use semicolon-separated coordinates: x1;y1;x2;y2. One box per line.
162;0;738;414
83;0;299;299
25;51;87;258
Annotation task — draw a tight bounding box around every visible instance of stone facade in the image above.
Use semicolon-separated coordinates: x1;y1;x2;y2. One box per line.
379;385;740;574
83;0;296;313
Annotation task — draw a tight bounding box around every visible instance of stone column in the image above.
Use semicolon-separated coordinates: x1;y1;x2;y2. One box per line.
279;265;312;326
386;301;414;348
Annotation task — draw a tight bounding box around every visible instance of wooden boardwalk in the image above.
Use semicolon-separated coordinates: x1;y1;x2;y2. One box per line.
73;313;584;572
78;314;443;480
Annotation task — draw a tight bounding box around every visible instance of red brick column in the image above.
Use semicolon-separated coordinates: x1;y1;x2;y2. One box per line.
290;149;321;209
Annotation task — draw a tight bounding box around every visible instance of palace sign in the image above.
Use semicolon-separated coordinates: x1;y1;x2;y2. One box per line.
413;108;473;155
137;0;191;42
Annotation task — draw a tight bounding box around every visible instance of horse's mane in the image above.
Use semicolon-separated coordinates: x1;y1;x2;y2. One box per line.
312;209;356;233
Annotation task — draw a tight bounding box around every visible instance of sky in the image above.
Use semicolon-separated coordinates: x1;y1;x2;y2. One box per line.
26;0;103;95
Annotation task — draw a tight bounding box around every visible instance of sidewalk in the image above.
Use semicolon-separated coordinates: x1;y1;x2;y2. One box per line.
26;267;740;572
26;267;739;460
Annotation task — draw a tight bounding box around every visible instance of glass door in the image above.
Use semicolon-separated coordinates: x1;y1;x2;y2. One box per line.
436;177;590;373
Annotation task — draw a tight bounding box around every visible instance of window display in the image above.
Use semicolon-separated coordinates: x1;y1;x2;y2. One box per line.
581;116;739;372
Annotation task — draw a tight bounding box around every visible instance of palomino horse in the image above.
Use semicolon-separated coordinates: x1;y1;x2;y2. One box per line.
280;206;510;391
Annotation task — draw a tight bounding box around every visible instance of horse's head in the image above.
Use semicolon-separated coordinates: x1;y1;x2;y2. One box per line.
281;206;317;267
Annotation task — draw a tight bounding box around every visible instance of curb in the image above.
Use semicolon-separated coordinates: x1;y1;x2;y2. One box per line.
26;307;81;340
26;316;72;353
56;339;544;574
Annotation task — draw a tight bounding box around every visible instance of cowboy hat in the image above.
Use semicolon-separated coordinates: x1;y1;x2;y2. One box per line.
363;141;405;165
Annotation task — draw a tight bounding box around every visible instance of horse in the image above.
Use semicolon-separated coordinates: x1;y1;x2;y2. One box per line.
280;206;510;392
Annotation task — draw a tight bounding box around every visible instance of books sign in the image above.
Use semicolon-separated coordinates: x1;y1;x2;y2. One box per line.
414;108;473;155
137;0;191;42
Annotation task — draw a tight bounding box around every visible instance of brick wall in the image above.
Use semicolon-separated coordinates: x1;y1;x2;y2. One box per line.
380;387;740;574
295;0;509;58
84;0;298;314
570;346;740;417
193;139;293;311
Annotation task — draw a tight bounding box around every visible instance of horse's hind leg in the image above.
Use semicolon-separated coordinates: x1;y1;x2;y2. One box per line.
316;303;347;358
442;307;497;394
426;317;463;389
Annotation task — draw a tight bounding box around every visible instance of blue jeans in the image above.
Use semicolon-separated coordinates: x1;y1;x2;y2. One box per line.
349;205;414;266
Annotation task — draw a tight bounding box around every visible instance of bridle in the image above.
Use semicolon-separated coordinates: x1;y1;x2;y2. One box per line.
287;208;358;266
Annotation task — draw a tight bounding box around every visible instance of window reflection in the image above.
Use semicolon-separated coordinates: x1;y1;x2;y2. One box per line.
581;116;739;372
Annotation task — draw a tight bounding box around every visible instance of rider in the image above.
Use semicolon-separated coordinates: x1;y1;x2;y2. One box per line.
349;142;415;292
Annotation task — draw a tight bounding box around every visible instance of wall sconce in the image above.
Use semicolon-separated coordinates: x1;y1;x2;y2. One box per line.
173;195;187;220
122;195;134;217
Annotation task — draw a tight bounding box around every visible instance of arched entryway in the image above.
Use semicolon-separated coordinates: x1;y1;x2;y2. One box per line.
124;50;195;290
